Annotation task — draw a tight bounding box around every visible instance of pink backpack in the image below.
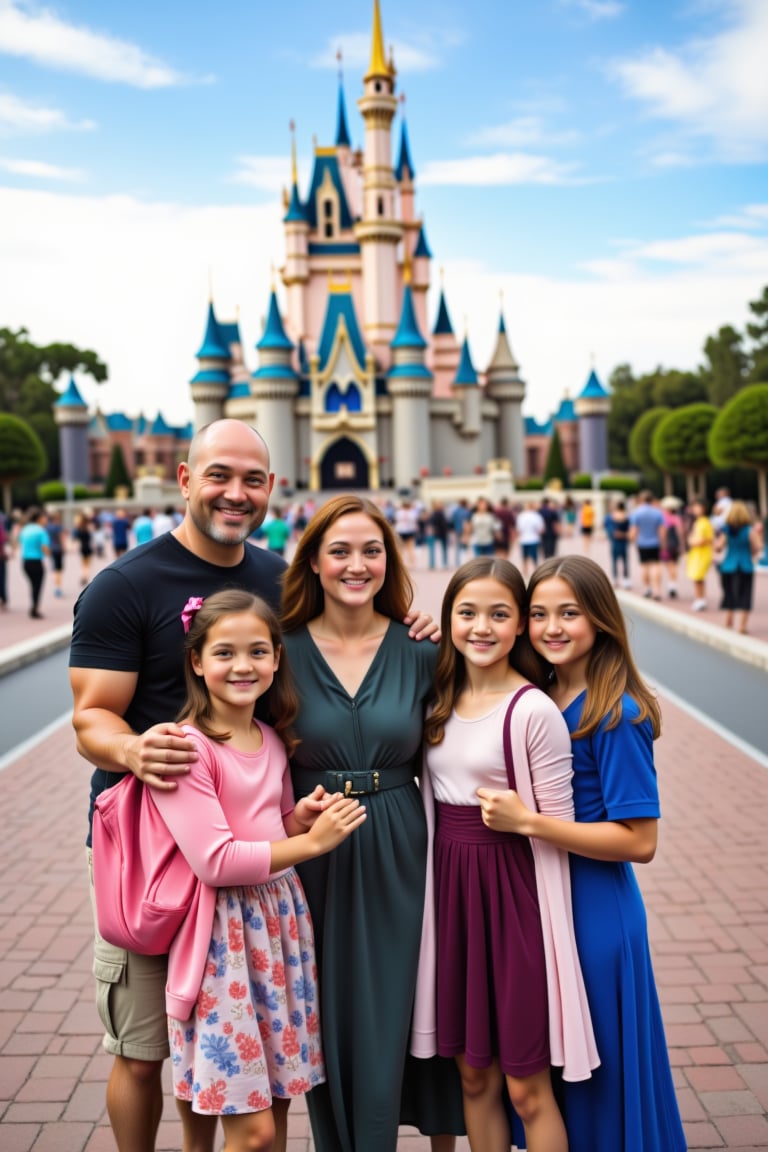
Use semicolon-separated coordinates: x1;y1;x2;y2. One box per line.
92;773;199;955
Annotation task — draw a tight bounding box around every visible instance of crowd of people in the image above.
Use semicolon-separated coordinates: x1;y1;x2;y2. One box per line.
60;420;701;1152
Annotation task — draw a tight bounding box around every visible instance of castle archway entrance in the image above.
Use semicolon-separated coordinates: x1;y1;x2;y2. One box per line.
319;437;370;490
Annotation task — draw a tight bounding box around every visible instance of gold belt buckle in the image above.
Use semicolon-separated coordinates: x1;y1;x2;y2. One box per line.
344;772;380;796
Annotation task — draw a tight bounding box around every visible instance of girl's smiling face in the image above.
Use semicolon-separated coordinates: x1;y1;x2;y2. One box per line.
527;576;597;678
450;576;525;673
192;610;279;716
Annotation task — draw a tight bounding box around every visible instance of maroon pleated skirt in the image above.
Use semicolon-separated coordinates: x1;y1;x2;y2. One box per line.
434;802;550;1077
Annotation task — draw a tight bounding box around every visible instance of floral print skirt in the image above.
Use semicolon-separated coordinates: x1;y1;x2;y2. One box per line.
169;869;325;1115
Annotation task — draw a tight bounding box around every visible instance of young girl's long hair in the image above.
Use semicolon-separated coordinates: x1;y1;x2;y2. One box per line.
527;555;661;741
424;558;545;746
280;495;413;631
177;590;299;753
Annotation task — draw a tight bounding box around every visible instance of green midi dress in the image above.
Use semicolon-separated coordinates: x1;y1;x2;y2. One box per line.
284;622;465;1152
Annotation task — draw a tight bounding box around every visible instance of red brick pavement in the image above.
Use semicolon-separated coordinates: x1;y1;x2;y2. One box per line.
1;532;767;1149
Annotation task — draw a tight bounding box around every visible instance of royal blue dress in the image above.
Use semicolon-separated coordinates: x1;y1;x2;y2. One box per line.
560;692;686;1152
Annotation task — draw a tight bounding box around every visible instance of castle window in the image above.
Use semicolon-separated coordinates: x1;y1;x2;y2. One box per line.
377;196;384;217
326;382;362;413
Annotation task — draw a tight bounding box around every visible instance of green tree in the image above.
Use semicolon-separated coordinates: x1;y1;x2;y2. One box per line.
702;325;748;405
0;413;48;513
650;367;708;409
0;327;108;484
104;443;133;498
746;285;768;383
628;406;669;492
544;425;568;486
607;363;651;470
651;403;718;501
709;384;768;518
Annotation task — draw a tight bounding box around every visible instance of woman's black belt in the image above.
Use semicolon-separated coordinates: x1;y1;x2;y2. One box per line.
291;765;416;797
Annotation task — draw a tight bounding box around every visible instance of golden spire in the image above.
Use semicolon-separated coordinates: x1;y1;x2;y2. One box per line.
289;120;298;186
367;0;390;79
403;245;412;285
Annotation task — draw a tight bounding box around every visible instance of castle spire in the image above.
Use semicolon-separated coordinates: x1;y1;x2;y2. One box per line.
335;49;351;147
367;0;391;80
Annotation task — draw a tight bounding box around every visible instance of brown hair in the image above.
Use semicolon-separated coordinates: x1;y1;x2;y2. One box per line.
177;589;298;753
281;495;413;631
527;555;661;741
424;557;545;746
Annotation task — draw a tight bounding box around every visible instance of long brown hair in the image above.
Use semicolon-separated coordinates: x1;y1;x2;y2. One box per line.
424;558;545;746
177;590;299;753
281;495;413;631
527;555;661;740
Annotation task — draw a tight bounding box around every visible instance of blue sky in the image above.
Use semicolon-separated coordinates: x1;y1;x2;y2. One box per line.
0;0;766;425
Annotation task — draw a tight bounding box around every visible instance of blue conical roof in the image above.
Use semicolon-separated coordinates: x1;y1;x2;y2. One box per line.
392;285;427;350
433;289;454;335
454;337;478;386
579;368;609;399
196;301;230;360
395;120;415;181
256;290;294;351
336;80;351;147
56;375;87;407
151;412;174;436
413;224;432;259
284;180;307;223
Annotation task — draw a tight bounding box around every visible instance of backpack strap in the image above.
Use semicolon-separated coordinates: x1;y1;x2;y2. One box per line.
501;684;537;791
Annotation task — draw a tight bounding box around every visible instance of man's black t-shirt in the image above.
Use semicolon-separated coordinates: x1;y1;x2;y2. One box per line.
70;533;287;842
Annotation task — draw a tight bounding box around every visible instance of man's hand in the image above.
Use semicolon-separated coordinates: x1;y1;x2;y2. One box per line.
125;723;198;790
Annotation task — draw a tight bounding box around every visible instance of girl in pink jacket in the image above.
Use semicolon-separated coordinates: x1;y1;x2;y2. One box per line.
153;590;366;1152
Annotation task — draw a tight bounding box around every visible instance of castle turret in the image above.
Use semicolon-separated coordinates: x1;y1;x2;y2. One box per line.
190;301;230;430
54;375;90;487
388;279;433;489
429;282;461;398
282;125;310;343
354;0;403;370
453;334;481;436
485;311;526;477
574;369;611;475
252;289;299;483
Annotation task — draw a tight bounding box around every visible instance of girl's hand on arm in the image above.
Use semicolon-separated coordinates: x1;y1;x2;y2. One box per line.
289;785;330;832
403;608;441;642
271;796;367;872
477;785;658;864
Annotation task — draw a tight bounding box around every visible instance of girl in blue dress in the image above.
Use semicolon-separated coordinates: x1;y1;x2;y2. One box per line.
485;555;686;1152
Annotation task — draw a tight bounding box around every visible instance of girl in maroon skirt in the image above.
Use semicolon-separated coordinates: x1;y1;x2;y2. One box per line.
418;559;598;1152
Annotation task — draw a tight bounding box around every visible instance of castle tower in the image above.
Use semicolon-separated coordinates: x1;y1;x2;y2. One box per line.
388;278;433;490
190;300;230;430
429;282;461;398
54;375;90;486
553;392;579;474
453;335;481;436
485;311;526;477
574;369;611;476
354;0;403;370
252;289;299;484
282;126;310;344
410;224;431;340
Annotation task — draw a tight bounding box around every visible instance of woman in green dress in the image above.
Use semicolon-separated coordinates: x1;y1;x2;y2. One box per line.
281;495;464;1152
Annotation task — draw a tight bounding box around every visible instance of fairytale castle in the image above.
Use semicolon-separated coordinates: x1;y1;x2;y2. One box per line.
57;0;609;493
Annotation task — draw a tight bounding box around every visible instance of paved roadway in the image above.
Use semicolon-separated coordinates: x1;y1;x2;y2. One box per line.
1;531;768;1149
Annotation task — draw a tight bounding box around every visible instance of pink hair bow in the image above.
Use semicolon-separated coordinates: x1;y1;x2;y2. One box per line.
181;596;204;633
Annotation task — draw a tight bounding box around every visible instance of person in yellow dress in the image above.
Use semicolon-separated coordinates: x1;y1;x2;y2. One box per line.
685;498;714;611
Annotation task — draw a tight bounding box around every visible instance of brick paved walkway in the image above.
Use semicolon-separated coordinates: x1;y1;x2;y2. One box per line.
1;530;767;1149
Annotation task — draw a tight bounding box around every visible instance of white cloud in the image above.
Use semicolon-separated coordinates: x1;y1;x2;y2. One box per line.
311;33;437;73
707;204;768;229
0;91;95;133
0;187;285;424
419;151;581;186
468;116;580;149
0;0;194;88
561;0;625;21
610;0;768;160
0;156;84;180
231;155;296;193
